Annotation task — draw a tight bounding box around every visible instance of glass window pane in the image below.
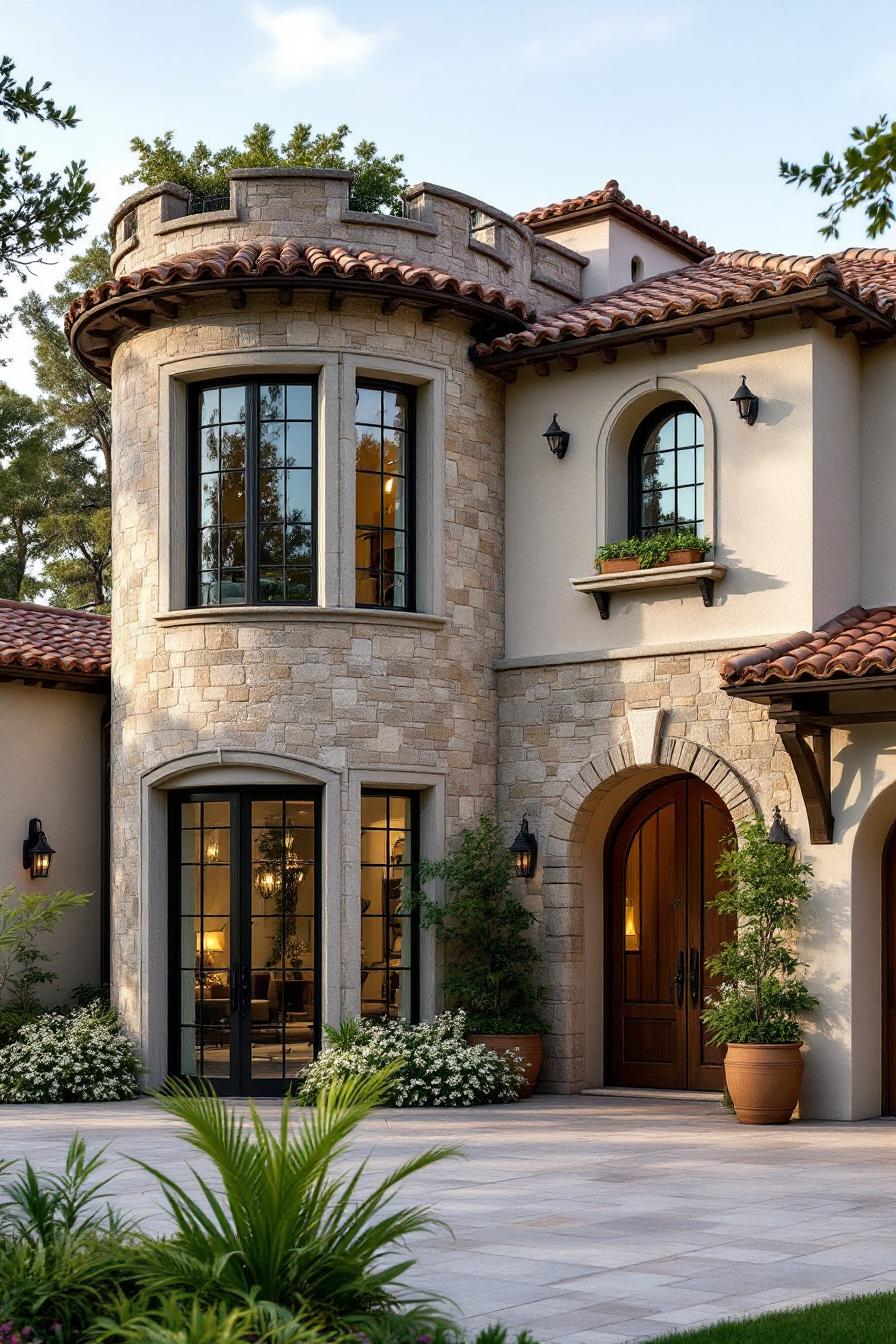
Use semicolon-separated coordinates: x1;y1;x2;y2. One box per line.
695;486;705;526
219;572;246;603
286;525;311;564
642;451;674;490
258;570;285;603
200;475;219;527
356;474;382;527
260;424;284;468
677;449;696;486
259;522;284;566
286;569;312;603
287;384;313;420
219;385;246;425
355;386;381;425
200;389;220;427
355;531;376;570
220;473;245;526
200;529;217;567
286;422;312;468
259;471;285;522
220;529;244;568
677;412;697;447
382;389;408;431
220;430;245;471
695;445;704;484
355;430;381;471
383;431;405;474
355;571;380;606
676;486;697;523
383;479;404;529
286;470;312;525
261;384;285;419
202;428;221;470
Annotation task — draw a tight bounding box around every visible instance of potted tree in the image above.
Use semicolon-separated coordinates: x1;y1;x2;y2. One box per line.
702;819;818;1124
412;815;546;1097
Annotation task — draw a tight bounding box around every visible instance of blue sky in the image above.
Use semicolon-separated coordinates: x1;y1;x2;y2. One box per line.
3;0;896;394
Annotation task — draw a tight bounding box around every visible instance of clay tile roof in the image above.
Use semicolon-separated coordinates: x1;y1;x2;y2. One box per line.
515;179;714;256
66;240;533;336
719;606;896;686
473;248;896;359
0;599;111;679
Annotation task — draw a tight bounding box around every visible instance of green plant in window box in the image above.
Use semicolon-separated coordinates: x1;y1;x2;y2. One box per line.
594;532;712;574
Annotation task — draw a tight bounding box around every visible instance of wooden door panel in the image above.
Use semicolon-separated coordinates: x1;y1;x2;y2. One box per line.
687;786;736;1090
608;782;687;1088
607;776;734;1093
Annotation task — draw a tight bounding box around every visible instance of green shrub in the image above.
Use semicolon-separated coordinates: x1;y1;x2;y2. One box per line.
412;816;546;1035
702;820;819;1046
0;1005;36;1047
0;886;91;1015
0;1003;142;1103
297;1012;526;1107
595;531;712;569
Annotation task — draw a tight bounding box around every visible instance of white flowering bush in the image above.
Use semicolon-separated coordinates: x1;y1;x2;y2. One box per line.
0;1003;142;1103
297;1010;526;1107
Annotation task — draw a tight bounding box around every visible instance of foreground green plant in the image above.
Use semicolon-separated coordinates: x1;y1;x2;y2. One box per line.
0;1003;142;1103
702;820;818;1046
412;816;545;1035
0;1133;134;1337
0;886;90;1013
132;1070;456;1334
595;531;712;569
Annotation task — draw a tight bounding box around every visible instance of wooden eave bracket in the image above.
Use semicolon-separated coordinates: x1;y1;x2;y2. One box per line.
769;705;833;844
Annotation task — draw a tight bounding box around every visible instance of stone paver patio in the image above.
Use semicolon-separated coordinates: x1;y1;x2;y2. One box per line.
2;1093;896;1341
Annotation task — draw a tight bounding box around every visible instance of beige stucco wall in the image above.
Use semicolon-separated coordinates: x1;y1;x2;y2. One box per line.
859;343;896;609
532;216;695;298
504;319;824;661
0;682;104;1005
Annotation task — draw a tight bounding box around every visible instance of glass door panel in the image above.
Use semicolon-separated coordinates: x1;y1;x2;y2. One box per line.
175;796;235;1084
171;789;319;1093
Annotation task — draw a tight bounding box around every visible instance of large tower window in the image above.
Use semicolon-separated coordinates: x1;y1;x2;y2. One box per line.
629;404;704;539
355;381;415;610
191;378;317;607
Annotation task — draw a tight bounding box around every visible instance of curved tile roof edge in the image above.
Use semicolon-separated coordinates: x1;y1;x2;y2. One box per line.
720;605;896;685
0;598;111;678
65;239;536;337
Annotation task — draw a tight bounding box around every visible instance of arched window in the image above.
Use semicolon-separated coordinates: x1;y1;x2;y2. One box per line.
630;255;643;283
629;404;704;538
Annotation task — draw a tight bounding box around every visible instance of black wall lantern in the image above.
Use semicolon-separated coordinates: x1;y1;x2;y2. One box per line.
510;815;538;878
731;375;759;426
767;805;793;848
22;818;55;880
543;413;570;459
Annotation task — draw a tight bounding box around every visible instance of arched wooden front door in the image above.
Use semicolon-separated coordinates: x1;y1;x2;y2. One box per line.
606;777;735;1090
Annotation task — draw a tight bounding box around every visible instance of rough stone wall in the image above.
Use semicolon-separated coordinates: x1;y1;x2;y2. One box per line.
496;651;799;1090
109;290;504;1039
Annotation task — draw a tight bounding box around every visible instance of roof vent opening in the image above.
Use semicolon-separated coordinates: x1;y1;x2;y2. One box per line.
631;255;643;283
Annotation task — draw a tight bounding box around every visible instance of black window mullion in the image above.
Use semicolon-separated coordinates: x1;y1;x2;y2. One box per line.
245;383;259;603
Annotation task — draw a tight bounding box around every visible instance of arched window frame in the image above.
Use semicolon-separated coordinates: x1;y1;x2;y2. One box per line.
627;402;705;540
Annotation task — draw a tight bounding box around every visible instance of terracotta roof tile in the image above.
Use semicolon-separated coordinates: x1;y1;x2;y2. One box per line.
473;248;896;358
65;240;534;334
719;606;896;686
515;179;713;256
0;599;111;679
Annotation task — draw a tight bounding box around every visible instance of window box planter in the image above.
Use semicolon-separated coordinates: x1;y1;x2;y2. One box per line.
664;547;705;567
599;557;641;575
571;558;727;620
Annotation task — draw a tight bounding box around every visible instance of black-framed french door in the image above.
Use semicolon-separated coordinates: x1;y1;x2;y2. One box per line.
169;787;321;1095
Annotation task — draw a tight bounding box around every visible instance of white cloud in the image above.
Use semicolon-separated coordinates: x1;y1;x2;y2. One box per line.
251;4;386;84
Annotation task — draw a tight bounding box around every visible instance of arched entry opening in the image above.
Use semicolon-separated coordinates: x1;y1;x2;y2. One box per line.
604;776;735;1090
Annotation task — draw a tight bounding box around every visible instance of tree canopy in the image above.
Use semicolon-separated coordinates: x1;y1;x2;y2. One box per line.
122;121;408;215
0;55;94;344
780;114;896;240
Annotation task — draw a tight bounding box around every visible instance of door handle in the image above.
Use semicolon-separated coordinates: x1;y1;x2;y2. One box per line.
690;948;700;1007
240;964;251;1017
229;962;239;1016
675;950;685;1008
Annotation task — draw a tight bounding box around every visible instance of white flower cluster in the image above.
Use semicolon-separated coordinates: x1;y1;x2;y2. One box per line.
297;1010;526;1107
0;1004;142;1104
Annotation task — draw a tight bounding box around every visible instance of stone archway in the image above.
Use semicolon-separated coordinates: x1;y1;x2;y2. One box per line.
539;737;757;1093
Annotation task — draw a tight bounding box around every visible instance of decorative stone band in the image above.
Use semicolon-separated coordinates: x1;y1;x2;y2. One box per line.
65;240;536;386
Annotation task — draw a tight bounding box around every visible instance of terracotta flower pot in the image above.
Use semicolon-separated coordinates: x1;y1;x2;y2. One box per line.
664;548;705;566
599;558;640;575
723;1042;804;1124
466;1032;544;1098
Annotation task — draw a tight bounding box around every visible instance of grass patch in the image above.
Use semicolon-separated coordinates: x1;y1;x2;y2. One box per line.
648;1292;896;1342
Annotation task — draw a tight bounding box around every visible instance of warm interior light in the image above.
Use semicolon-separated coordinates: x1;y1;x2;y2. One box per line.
195;928;226;965
625;897;639;952
204;834;219;863
384;477;394;494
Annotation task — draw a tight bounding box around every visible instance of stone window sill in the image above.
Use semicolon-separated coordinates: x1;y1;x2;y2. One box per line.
155;605;447;629
570;560;727;620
